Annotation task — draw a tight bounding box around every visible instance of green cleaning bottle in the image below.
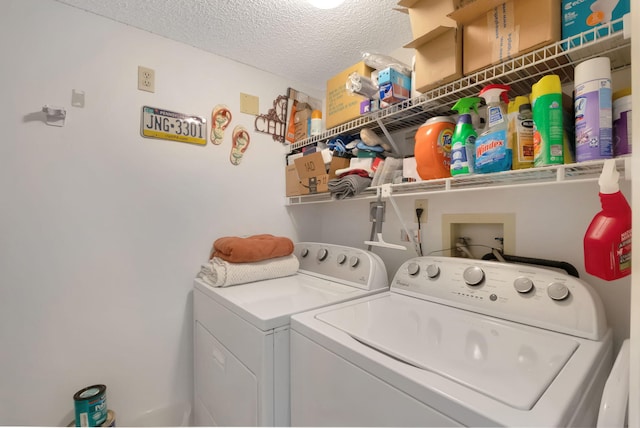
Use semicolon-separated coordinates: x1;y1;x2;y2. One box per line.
531;75;564;166
450;97;482;176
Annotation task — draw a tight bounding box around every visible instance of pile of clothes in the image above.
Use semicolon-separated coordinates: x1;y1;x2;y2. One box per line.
197;234;299;287
327;128;390;199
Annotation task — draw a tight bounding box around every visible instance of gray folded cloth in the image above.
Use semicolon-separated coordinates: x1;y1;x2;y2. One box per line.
328;175;372;200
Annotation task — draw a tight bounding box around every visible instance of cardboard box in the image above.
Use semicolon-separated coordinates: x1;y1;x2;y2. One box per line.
294;105;311;142
561;0;629;44
285;152;351;197
412;27;463;93
377;67;411;89
326;61;375;129
380;82;411;104
449;0;561;76
405;0;461;42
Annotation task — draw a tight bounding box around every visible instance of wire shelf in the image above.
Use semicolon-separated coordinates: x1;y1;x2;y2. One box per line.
286;158;630;206
288;17;630;153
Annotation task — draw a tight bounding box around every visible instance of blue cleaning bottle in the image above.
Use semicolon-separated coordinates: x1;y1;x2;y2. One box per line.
475;84;512;173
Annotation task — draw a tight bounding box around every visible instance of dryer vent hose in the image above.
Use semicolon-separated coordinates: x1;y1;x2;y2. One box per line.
481;252;580;278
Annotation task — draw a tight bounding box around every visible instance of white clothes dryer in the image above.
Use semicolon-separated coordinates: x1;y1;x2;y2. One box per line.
290;256;613;427
193;242;388;426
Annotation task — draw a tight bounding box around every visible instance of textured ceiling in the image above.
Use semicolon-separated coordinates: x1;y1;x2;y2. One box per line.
54;0;413;91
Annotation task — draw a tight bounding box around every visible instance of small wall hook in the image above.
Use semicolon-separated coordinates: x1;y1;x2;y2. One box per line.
42;105;66;127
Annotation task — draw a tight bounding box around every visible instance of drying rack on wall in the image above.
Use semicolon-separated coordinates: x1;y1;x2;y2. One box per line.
285;17;631;206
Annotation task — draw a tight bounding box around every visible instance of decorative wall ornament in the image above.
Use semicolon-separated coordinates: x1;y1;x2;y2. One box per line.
211;104;232;145
230;125;251;165
254;95;287;143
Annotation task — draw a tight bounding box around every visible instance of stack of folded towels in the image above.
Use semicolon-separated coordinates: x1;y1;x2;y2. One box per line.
197;234;299;287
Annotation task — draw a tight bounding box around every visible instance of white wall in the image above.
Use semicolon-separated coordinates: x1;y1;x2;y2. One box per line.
290;180;632;352
0;1;321;425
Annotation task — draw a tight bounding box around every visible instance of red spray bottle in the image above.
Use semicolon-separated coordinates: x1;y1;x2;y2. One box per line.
583;159;631;280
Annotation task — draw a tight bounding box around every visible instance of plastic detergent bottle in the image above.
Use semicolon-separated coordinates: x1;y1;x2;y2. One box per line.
508;96;534;170
574;57;613;162
450;97;481;176
531;75;564;166
414;116;455;180
583;159;631;281
475;84;511;174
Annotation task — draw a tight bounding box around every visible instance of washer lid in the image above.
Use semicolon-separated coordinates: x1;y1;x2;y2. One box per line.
195;275;372;331
315;293;579;410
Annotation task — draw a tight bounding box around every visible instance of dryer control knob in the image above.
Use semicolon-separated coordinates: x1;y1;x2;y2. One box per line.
317;248;329;262
463;266;485;286
426;264;440;279
300;248;309;258
349;256;360;268
514;277;534;294
407;262;420;276
547;282;570;301
337;254;347;265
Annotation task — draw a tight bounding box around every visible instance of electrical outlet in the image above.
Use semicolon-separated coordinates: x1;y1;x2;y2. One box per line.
138;66;155;93
414;199;428;223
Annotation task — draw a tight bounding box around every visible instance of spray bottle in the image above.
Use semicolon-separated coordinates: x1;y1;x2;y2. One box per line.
583;159;631;280
475;84;511;173
450;97;481;176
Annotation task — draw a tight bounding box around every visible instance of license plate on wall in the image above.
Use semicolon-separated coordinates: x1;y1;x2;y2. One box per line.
141;106;207;145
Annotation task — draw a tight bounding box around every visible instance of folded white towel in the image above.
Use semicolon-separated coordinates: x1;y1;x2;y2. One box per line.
197;254;299;287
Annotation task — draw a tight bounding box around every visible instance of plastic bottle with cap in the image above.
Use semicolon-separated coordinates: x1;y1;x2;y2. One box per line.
583;159;631;280
508;96;534;170
310;110;322;136
532;75;564;166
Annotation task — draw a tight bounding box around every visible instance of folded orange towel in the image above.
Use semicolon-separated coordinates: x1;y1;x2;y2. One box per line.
210;234;295;263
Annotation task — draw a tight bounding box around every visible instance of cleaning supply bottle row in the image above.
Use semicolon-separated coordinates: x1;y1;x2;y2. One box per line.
413;56;630;181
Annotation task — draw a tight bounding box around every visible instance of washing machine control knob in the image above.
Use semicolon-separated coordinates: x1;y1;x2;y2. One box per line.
300;248;309;258
426;264;440;279
407;262;420;276
337;254;347;265
349;256;360;268
514;277;534;293
463;266;485;286
317;248;329;262
547;282;570;301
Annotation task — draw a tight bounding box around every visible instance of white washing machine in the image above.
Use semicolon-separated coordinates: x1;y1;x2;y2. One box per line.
290;256;613;427
193;242;388;426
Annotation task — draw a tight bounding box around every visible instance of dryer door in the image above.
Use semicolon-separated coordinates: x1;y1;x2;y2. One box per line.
194;322;258;426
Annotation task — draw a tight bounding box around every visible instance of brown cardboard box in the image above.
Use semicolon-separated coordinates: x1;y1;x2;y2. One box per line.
327;155;350;179
294;105;311;142
412;27;463;93
285;164;306;196
448;0;561;75
326;61;375;130
404;0;461;43
285;152;352;197
285;152;329;197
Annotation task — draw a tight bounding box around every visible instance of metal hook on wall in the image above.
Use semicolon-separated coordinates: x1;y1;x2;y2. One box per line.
42;105;66;127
